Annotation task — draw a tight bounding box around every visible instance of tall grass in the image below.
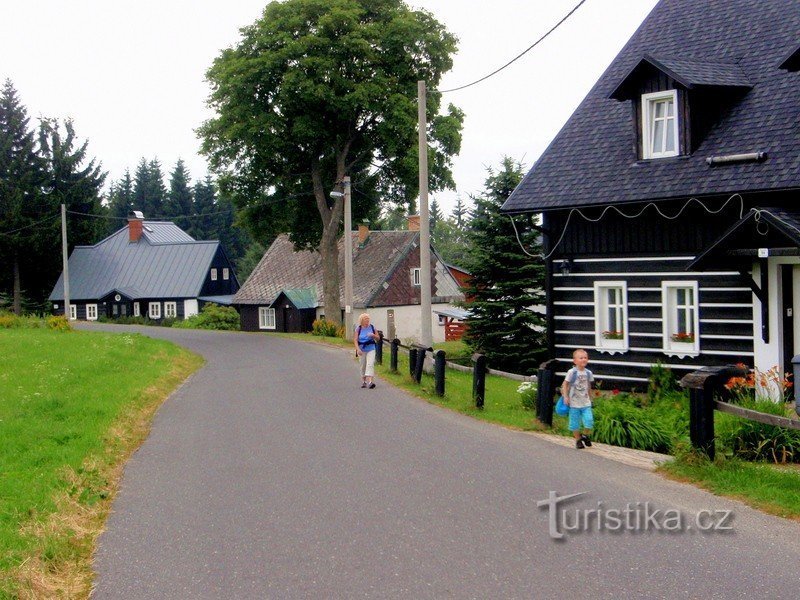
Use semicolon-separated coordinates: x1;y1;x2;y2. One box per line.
0;328;202;597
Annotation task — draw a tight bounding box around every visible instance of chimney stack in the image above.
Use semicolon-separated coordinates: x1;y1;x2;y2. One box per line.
128;210;144;243
357;223;370;247
407;214;420;231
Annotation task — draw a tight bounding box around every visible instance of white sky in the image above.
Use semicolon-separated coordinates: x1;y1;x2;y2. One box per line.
0;0;658;216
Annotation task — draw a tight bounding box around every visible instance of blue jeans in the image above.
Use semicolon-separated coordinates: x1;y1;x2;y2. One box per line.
568;406;594;431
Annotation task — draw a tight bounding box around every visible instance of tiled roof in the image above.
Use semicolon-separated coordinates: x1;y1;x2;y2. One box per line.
49;222;219;301
503;0;800;214
233;231;462;306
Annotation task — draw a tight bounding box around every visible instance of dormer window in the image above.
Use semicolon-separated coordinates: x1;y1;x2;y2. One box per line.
642;90;679;159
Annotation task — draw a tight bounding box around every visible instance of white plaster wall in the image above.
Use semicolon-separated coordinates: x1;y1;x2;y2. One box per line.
752;257;800;378
184;299;199;318
315;304;454;344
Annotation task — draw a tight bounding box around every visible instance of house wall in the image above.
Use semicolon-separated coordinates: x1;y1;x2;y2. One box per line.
199;246;240;297
752;258;800;376
334;303;453;345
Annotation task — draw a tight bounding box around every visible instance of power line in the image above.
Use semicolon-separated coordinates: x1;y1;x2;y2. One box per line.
436;0;589;94
0;213;61;237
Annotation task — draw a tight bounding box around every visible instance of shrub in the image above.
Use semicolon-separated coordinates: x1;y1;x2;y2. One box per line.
648;362;677;403
312;318;340;337
0;313;17;329
172;303;239;331
592;398;672;453
516;380;537;410
716;397;800;463
46;315;72;332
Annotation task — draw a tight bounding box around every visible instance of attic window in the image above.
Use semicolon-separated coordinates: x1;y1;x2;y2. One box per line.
642;90;679;159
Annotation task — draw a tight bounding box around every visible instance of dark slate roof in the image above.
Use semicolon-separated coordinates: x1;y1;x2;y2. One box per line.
610;55;752;99
503;0;800;214
689;207;800;270
49;222;219;301
233;231;463;307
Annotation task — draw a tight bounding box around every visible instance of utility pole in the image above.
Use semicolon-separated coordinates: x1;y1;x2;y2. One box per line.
418;80;433;348
343;176;354;336
61;204;71;319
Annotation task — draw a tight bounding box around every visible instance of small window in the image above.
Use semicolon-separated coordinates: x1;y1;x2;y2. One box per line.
223;268;229;280
662;281;699;357
594;282;628;354
112;304;118;316
210;268;218;281
642;90;679;159
411;268;421;286
164;302;177;318
133;302;140;317
86;304;98;321
69;304;77;320
259;307;276;330
149;302;161;319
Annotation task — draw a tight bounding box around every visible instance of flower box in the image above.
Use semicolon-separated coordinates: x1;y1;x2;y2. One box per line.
602;330;624;340
670;332;694;343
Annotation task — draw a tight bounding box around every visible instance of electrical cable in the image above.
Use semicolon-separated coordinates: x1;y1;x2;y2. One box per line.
0;213;61;237
436;0;589;94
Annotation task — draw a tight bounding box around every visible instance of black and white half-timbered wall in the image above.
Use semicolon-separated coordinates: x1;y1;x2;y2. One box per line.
502;0;800;389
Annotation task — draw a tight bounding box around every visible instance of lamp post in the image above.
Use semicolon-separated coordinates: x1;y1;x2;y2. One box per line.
331;176;354;335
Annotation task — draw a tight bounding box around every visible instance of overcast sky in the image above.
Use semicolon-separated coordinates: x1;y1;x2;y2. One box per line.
0;0;658;216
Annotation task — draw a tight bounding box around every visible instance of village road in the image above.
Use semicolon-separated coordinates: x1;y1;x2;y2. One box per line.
88;324;800;599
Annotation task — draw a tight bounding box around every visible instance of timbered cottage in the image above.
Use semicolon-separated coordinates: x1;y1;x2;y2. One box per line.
234;220;464;342
49;211;240;321
501;0;800;388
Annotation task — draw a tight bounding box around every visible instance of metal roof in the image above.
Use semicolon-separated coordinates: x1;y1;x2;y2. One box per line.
49;222;219;301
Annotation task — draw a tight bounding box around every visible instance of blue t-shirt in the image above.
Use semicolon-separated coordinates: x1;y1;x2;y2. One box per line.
356;324;376;351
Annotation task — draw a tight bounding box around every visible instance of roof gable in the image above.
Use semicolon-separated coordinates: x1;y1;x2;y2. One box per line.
503;0;800;214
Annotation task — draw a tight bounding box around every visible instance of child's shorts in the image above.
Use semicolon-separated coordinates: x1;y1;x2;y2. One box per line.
568;405;594;431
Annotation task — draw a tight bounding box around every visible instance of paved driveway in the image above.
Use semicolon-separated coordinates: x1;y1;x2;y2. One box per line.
87;325;800;599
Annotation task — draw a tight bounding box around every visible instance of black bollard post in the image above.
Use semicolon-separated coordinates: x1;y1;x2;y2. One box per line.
535;359;558;427
434;350;446;396
409;348;418;377
472;353;486;409
375;331;384;365
413;346;427;383
390;338;399;373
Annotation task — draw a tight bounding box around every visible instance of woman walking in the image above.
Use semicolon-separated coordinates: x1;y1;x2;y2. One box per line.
354;313;380;388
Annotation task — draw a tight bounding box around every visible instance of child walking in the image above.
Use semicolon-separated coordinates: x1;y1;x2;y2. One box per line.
561;348;594;449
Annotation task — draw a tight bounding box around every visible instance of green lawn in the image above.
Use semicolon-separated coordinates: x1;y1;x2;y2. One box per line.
0;328;202;597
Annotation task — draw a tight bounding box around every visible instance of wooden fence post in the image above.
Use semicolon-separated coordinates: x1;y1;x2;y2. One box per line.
536;359;558;427
412;345;428;384
375;331;384;365
409;348;418;377
680;365;747;460
390;338;399;373
434;349;446;396
472;353;486;409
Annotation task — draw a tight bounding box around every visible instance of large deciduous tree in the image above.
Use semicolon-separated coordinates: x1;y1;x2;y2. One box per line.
462;157;546;374
199;0;463;325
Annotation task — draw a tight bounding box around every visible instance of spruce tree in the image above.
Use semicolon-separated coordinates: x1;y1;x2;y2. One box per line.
164;159;193;230
107;169;134;233
462;157;546;374
189;176;216;240
0;79;47;313
430;198;443;231
452;194;469;227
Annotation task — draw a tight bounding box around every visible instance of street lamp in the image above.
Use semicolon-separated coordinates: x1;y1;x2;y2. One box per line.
330;176;354;335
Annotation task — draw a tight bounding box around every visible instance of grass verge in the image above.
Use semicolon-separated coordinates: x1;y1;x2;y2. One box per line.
0;329;203;598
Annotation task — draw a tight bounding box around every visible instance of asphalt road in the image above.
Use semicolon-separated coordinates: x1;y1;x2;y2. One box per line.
87;324;800;599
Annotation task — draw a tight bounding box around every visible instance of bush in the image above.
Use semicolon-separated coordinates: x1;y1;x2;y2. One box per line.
46;315;72;332
592;398;672;453
648;362;677;403
312;318;341;337
516;380;537;410
716;397;800;463
172;303;239;331
0;312;51;329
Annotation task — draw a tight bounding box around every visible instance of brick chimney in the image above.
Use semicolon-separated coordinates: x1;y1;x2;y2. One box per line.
357;223;370;247
128;210;144;243
407;214;420;231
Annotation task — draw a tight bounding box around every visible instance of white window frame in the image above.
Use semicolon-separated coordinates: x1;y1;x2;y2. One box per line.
86;304;98;321
149;302;161;319
642;90;679;159
594;281;628;354
133;302;140;317
222;267;229;280
662;281;700;358
210;268;218;281
411;268;421;286
259;307;276;330
69;304;77;320
164;301;177;318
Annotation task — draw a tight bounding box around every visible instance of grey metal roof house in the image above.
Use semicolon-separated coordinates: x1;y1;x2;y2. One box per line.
49;211;239;321
500;0;800;388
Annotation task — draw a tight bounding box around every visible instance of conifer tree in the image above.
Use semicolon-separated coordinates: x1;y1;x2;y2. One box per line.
462;157;546;374
430;198;443;231
189;176;216;240
0;79;47;313
107;169;134;233
164;159;193;230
